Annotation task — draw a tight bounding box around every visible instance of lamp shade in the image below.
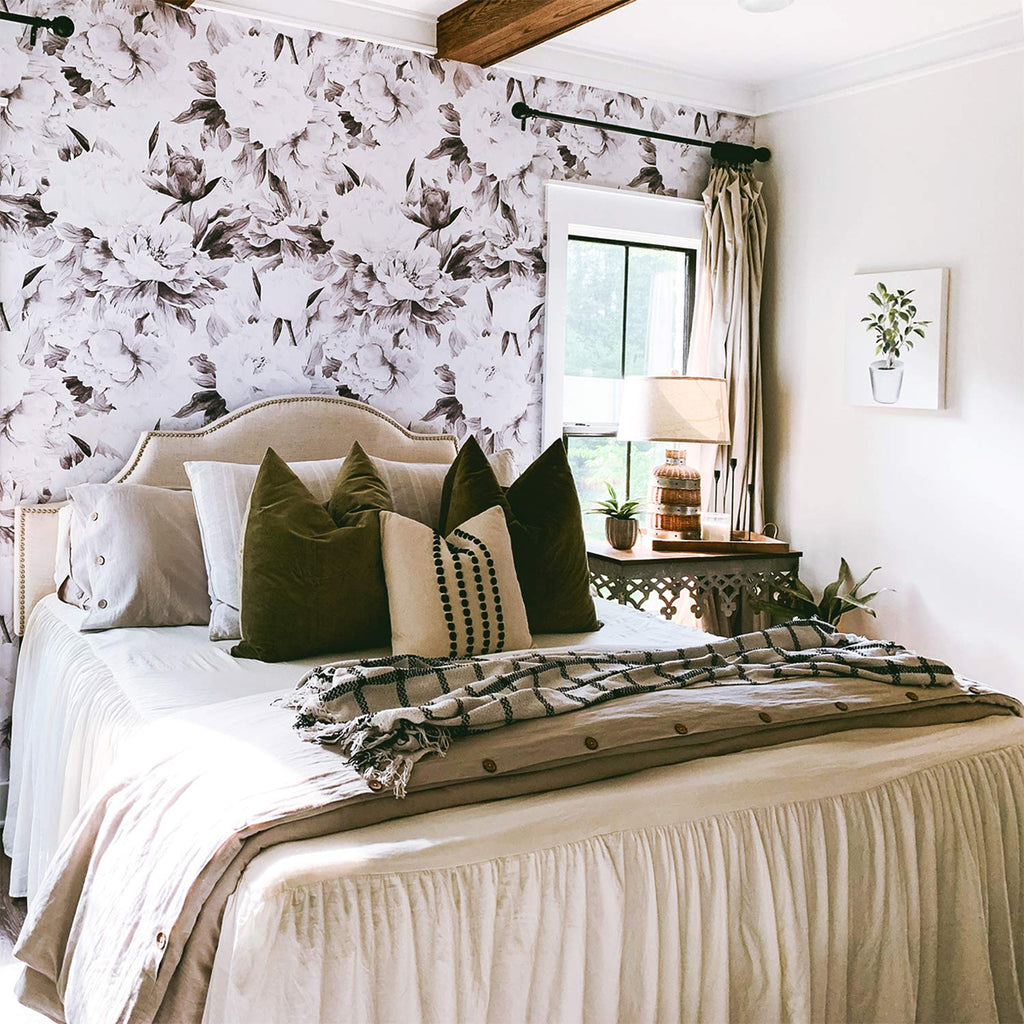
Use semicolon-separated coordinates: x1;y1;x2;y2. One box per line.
616;376;730;444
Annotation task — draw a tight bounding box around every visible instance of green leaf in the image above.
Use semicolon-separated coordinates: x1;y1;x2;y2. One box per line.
835;595;878;617
750;598;806;624
821;580;840;607
848;564;881;594
837;557;854;586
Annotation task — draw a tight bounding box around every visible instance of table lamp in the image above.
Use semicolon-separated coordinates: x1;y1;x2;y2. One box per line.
617;375;731;550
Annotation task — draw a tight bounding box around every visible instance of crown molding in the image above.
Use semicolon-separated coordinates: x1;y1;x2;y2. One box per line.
193;0;1022;120
197;0;437;52
754;13;1024;115
193;0;758;114
499;42;757;116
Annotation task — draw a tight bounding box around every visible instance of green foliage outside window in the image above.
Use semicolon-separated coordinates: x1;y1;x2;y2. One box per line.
563;235;696;536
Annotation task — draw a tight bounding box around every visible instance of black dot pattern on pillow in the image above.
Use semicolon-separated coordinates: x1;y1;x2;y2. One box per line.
429;527;507;658
380;505;531;659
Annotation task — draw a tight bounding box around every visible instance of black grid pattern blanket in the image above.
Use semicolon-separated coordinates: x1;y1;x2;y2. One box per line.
284;620;961;796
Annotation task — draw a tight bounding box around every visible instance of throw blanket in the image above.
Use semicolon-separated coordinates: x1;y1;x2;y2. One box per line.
15;628;1019;1024
286;620;956;795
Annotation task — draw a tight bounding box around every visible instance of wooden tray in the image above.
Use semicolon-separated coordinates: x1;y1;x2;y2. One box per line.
651;531;790;554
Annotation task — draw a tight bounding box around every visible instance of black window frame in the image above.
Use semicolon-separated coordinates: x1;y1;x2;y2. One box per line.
562;234;698;499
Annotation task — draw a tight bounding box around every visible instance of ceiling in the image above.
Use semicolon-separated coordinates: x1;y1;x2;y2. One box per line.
198;0;1024;114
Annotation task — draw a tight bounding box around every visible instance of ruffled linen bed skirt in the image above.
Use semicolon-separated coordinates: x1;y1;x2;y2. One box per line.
206;741;1024;1024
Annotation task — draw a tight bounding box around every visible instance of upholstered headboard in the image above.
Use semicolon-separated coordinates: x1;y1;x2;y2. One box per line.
12;394;458;635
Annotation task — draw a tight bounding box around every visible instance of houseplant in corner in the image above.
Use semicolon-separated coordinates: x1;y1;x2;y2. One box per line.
754;558;889;628
862;281;931;404
589;484;643;551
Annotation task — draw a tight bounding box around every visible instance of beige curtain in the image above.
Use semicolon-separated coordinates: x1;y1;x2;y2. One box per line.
687;162;768;635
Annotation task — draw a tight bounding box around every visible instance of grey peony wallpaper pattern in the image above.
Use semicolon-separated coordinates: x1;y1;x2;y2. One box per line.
0;0;753;800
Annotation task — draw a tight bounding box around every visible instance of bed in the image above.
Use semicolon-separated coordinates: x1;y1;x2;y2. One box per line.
6;395;1024;1023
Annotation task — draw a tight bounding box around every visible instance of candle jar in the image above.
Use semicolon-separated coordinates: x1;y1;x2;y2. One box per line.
700;512;731;542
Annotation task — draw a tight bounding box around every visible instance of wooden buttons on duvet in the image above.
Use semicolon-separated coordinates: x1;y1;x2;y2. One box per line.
481;758;497;773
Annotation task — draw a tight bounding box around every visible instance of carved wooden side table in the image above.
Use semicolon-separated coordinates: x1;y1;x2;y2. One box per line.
587;541;802;634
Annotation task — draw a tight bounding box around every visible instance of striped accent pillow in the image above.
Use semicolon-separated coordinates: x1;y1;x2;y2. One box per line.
380;505;532;658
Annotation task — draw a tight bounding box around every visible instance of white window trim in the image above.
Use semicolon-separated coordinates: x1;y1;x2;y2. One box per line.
542;180;704;448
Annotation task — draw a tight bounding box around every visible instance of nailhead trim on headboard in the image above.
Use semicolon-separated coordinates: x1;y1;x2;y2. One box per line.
112;395;456;483
14;504;62;637
13;394;459;635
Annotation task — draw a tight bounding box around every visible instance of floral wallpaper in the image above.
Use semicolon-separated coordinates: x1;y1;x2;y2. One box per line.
0;0;753;808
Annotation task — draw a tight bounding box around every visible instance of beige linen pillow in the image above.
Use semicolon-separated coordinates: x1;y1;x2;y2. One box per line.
185;457;346;640
66;483;210;631
54;504;89;608
380;505;531;658
372;450;518;532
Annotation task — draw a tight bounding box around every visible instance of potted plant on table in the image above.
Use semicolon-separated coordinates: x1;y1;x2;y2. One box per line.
589;484;643;551
862;281;931;404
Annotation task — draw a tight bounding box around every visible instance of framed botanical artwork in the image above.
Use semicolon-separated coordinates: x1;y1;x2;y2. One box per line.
845;267;949;409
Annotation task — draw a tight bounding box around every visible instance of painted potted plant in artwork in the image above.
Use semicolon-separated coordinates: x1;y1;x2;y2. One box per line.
589;484;642;551
862;282;931;404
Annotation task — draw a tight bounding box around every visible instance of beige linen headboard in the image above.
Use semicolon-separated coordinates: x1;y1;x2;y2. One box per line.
13;394;457;635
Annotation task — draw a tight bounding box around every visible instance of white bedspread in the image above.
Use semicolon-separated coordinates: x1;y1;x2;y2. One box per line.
8;595;1024;1022
3;594;708;903
207;715;1024;1024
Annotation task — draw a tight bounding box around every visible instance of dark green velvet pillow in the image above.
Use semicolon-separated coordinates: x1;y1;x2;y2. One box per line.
439;436;599;634
232;442;393;662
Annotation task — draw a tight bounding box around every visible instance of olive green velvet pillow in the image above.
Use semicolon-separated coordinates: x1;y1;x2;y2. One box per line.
232;443;393;663
439;436;600;634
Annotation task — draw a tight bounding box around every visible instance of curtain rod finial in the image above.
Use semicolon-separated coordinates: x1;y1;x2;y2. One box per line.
710;141;771;165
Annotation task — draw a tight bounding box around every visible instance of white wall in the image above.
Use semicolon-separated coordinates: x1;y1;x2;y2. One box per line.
759;52;1024;695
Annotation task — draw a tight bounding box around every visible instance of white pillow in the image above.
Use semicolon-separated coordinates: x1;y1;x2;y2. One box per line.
380;505;532;658
485;449;518;487
185;457;346;640
371;450;518;532
65;483;210;630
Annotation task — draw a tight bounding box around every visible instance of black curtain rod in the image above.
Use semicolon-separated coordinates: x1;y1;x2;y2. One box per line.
510;101;769;165
0;9;74;45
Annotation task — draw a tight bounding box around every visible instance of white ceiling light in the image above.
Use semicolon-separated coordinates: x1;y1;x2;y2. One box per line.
737;0;794;11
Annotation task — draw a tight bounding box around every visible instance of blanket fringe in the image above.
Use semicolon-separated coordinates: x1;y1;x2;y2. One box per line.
296;716;452;797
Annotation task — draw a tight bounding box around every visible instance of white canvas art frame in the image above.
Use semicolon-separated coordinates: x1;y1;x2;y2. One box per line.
845;268;949;409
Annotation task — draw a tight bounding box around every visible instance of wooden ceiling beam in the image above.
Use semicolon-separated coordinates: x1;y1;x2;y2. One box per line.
436;0;638;68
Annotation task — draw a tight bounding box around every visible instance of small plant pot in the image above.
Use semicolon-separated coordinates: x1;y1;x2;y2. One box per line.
869;359;904;404
605;516;639;551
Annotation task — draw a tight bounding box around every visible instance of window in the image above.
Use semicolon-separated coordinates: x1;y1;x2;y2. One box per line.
542;182;704;539
561;236;697;540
